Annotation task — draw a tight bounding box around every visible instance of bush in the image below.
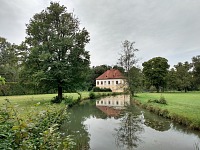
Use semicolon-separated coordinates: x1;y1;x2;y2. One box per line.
159;96;167;104
92;87;112;92
63;96;75;107
89;92;96;99
0;99;75;150
148;96;167;105
51;96;64;103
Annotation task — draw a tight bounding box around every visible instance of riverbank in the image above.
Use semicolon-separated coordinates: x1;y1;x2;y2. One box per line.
134;92;200;130
0;92;117;149
0;92;118;118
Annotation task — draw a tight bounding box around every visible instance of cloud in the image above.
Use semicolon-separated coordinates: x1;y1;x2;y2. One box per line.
0;0;200;67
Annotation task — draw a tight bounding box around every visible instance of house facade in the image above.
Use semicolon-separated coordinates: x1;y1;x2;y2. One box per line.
96;69;126;92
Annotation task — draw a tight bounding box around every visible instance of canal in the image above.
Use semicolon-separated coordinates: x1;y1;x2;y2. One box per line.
60;95;200;150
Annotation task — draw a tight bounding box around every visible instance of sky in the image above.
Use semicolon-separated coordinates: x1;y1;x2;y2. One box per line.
0;0;200;68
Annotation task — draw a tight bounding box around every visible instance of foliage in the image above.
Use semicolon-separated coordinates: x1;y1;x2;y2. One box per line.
113;65;125;73
0;37;19;82
148;96;167;105
192;55;200;89
166;68;178;91
92;87;112;92
89;92;96;99
0;76;6;95
23;2;90;102
0;99;75;150
174;62;192;92
136;92;200;130
142;57;170;92
62;96;81;108
128;66;143;95
118;40;139;96
0;76;5;85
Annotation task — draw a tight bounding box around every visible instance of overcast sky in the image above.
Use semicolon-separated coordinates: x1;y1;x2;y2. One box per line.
0;0;200;68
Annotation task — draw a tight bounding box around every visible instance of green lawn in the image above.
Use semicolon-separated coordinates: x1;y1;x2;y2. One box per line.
0;92;91;118
135;92;200;129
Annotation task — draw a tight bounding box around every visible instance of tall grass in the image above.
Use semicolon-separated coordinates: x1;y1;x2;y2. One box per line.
135;92;200;130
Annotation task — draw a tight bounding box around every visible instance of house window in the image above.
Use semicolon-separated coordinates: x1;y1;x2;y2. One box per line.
101;81;103;85
116;101;119;105
97;81;99;85
104;81;106;85
112;81;114;85
116;81;118;84
108;101;110;104
108;81;110;85
101;101;103;104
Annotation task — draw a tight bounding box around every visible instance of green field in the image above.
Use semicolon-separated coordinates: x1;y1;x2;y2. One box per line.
0;92;91;118
135;92;200;129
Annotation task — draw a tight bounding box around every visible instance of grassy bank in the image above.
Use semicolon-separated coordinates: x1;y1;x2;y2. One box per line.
0;92;114;117
134;92;200;130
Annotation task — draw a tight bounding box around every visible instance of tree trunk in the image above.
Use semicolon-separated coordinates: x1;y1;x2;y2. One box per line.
156;86;159;93
184;87;187;93
57;83;63;103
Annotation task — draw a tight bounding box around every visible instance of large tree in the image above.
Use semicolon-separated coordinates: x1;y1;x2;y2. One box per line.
166;68;178;91
174;62;192;92
192;55;200;89
118;40;139;96
24;2;90;102
0;37;19;82
142;57;170;92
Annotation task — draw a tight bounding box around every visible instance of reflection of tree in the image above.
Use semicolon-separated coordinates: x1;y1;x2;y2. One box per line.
60;101;107;150
115;107;144;149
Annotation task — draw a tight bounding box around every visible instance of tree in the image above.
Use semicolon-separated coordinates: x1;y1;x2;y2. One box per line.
192;55;200;89
24;2;90;102
0;37;19;82
113;65;125;73
0;76;6;95
174;62;192;92
166;68;178;91
142;57;170;92
87;65;112;90
118;40;139;96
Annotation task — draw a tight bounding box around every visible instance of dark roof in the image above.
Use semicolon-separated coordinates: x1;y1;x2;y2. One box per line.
96;69;125;80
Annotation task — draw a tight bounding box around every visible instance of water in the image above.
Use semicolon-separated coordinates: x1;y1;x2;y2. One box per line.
61;95;200;150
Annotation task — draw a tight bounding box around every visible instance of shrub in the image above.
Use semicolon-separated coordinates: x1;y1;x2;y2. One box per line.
0;99;75;150
92;87;112;92
89;92;96;99
63;96;74;107
159;96;167;104
147;96;167;105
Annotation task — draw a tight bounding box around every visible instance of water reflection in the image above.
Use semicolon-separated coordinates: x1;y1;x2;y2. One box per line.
61;95;200;150
96;95;144;149
96;95;130;118
115;108;144;149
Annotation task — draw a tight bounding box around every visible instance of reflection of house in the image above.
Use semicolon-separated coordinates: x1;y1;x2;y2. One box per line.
96;69;126;92
96;95;130;117
96;95;130;107
96;106;121;117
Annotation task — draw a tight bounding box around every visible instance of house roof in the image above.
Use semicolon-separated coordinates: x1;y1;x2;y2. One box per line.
96;69;125;80
96;106;122;117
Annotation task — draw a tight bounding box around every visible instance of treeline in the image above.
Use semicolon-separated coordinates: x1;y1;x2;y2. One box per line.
0;36;199;95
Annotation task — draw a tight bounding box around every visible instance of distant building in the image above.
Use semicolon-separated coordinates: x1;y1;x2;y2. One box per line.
96;69;126;92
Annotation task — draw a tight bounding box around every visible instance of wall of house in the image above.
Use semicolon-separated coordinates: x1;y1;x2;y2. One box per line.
96;79;126;92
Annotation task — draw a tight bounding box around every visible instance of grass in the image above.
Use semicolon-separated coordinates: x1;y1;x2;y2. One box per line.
135;92;200;129
0;92;113;118
0;92;92;118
